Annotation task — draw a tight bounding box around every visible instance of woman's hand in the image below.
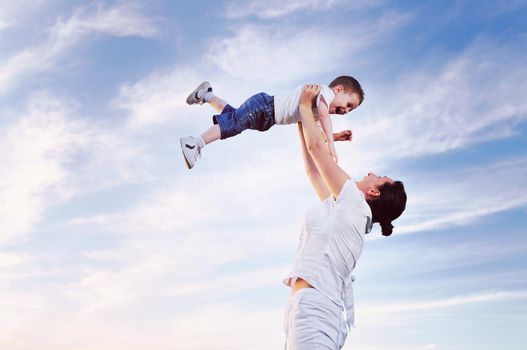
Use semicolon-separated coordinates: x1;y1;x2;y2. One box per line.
299;84;321;108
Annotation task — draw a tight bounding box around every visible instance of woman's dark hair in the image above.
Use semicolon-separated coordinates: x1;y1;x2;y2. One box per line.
366;181;407;236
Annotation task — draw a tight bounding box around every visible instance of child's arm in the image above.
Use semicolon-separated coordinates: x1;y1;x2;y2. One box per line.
333;130;352;142
316;97;338;163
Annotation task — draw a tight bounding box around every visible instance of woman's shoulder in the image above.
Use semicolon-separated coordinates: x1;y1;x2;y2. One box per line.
334;180;373;229
333;179;362;202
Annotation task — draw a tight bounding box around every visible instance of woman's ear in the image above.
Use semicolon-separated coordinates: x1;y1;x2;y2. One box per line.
367;187;381;198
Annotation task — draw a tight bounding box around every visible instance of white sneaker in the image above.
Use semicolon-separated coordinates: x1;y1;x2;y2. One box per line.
180;136;203;169
186;81;212;105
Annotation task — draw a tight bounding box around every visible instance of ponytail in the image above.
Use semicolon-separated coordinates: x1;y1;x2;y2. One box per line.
367;181;407;236
379;221;394;236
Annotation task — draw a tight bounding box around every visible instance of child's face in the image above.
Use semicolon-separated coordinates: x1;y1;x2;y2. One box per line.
329;88;361;115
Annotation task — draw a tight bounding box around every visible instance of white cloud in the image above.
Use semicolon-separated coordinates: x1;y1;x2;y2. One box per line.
0;0;46;30
344;290;527;350
115;12;411;128
209;25;339;82
395;157;527;234
0;293;285;350
351;37;527;164
0;17;9;31
0;94;77;243
225;0;385;19
226;0;343;18
113;67;199;128
0;4;159;94
64;138;315;261
49;4;159;41
0;218;291;348
0;92;150;244
65;258;289;314
366;243;527;286
209;14;410;83
164;303;285;350
0;253;23;269
361;290;527;316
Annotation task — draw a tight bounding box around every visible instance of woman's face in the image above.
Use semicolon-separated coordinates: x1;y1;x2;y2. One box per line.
360;172;394;190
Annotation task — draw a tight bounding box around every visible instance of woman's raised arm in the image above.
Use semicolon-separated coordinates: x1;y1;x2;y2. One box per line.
297;123;331;201
298;85;350;199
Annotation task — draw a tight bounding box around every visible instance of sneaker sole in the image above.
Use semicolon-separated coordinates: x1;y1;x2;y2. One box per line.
186;81;211;105
179;138;192;169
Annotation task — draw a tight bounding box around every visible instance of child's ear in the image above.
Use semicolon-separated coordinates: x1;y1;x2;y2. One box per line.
335;85;345;93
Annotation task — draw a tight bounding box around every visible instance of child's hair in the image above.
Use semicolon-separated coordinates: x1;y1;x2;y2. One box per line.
329;76;365;106
366;181;407;236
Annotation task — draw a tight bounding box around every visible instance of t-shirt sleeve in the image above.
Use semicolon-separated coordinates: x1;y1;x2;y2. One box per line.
316;86;335;110
334;179;373;233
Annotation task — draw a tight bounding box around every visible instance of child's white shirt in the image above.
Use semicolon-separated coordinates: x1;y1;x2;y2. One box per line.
273;85;336;125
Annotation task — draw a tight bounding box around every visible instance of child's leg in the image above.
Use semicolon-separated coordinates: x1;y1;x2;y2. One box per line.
208;95;227;113
188;94;254;148
186;81;227;113
179;123;220;170
200;125;221;144
180;93;274;169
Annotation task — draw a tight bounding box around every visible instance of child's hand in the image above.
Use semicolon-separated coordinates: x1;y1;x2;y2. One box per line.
333;130;353;142
328;142;338;163
300;84;321;107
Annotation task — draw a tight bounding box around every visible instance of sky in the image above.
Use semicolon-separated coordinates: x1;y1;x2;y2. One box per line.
1;1;526;349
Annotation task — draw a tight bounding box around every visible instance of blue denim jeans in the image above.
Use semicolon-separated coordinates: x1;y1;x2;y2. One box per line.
213;93;275;140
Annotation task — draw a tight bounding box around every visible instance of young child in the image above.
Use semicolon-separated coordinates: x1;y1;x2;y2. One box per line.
180;76;364;169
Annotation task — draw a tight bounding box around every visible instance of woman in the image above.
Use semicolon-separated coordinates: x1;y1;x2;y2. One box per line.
283;85;407;349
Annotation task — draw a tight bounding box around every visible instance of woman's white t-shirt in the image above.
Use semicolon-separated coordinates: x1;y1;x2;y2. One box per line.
284;180;372;328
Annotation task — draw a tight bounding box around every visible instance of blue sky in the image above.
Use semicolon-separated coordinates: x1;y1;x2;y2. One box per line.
1;1;526;349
